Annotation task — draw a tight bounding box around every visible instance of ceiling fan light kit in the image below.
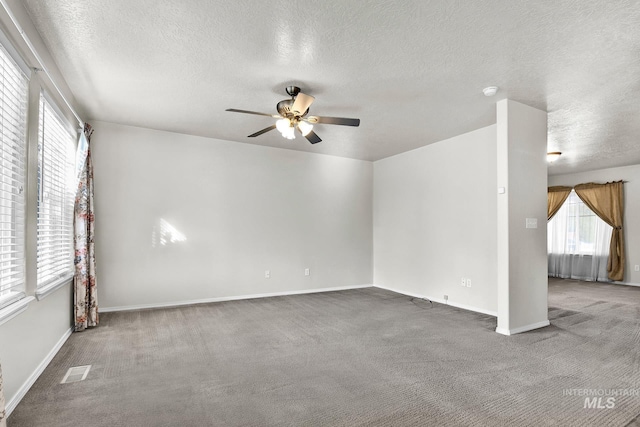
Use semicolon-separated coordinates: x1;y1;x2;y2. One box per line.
226;86;360;145
297;120;313;136
276;118;296;139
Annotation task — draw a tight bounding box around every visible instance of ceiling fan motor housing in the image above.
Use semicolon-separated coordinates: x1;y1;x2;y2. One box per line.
277;99;310;120
278;86;310;119
277;99;294;117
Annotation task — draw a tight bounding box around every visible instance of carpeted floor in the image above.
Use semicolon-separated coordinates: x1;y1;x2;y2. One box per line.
8;279;640;426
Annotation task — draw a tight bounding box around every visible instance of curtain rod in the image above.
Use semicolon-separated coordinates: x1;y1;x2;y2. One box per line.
0;0;84;128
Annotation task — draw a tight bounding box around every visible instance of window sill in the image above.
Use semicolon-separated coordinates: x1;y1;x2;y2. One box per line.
0;295;35;326
36;275;74;301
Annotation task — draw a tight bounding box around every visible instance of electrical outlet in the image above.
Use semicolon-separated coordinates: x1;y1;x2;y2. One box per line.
635;265;640;272
265;270;270;279
305;268;310;276
461;277;466;287
444;295;448;301
466;279;472;288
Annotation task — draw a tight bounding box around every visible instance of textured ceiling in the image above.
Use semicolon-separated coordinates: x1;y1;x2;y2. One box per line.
20;0;640;174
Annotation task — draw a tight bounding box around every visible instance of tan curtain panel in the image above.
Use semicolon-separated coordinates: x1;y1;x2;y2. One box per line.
548;186;573;220
574;181;625;281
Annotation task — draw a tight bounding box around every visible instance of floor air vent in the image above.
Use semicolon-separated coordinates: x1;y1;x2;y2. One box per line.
61;365;91;384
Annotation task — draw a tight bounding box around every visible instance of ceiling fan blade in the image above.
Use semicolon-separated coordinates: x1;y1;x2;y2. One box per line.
291;93;315;116
304;130;322;144
248;124;277;137
226;108;277;117
307;116;360;127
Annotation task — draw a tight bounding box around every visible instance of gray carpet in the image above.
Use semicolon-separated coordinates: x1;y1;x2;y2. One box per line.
8;279;640;426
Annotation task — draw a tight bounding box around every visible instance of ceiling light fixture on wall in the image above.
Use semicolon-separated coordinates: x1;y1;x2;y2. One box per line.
547;151;562;162
483;86;498;96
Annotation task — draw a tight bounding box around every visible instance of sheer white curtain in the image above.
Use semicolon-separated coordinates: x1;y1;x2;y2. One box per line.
548;190;612;281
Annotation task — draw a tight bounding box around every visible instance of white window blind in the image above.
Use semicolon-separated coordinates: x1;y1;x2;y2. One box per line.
0;42;28;309
36;95;75;291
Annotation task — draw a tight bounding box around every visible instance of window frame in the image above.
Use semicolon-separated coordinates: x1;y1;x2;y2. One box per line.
0;30;34;323
0;37;29;310
35;92;77;300
548;190;612;257
560;191;601;255
0;26;79;322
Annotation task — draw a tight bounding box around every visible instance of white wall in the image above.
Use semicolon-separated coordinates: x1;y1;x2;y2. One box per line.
373;125;497;314
91;121;373;309
496;100;548;334
0;285;72;414
549;163;640;285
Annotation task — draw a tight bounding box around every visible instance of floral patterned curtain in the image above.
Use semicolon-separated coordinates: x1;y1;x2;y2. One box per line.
0;362;6;427
74;124;98;331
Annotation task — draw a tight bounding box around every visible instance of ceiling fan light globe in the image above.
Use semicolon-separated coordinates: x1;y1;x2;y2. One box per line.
297;121;313;136
282;126;296;140
276;118;290;133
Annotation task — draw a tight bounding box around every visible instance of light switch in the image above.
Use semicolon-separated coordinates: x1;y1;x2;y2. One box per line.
498;187;506;194
525;218;538;229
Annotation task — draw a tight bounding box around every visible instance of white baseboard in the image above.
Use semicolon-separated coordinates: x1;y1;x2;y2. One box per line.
101;284;374;313
612;281;640;288
373;284;498;317
551;277;640;288
6;327;73;417
495;320;550;336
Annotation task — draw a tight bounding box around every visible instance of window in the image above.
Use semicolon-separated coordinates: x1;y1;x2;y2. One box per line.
0;42;28;309
563;191;599;254
36;95;76;292
548;190;612;281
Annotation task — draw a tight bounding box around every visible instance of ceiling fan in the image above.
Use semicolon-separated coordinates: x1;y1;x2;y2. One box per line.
225;86;360;144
